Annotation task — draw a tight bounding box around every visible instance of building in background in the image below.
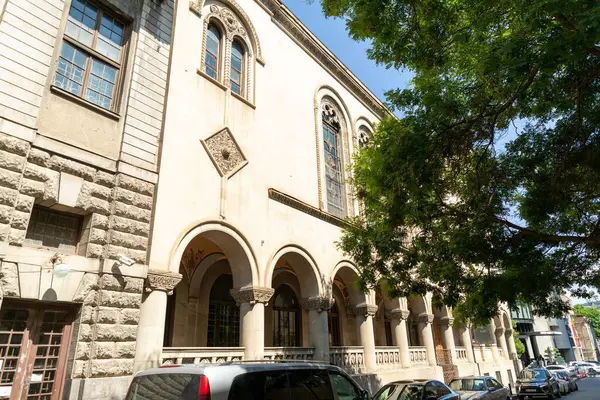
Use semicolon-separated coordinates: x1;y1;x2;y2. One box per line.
0;0;174;398
573;315;599;361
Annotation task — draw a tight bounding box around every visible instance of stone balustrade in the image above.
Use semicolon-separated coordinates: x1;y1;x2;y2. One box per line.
330;346;365;374
455;347;468;362
161;347;244;365
375;346;401;370
409;346;428;365
263;347;315;360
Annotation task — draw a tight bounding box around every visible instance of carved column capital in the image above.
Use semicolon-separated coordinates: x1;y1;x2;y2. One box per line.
390;308;410;321
354;303;378;317
418;313;435;325
495;327;506;335
189;0;202;16
145;269;182;295
300;296;334;313
230;286;274;306
440;316;455;327
505;328;514;335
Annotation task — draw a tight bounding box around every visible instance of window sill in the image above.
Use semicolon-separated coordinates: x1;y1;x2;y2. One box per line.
50;85;121;121
197;69;227;91
231;91;256;109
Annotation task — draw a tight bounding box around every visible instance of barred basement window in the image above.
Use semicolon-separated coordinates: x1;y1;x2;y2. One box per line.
54;0;127;111
25;207;83;252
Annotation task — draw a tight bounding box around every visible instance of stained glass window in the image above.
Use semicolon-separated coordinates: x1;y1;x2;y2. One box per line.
322;103;346;217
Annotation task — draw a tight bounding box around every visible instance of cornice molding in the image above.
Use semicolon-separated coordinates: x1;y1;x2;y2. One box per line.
268;188;347;228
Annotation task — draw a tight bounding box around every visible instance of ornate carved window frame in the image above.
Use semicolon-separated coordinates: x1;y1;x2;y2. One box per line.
314;88;355;217
196;1;261;103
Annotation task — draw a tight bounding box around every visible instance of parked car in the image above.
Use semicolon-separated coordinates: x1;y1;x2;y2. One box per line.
545;365;578;381
554;371;577;393
448;376;511;400
550;372;569;395
373;379;459;400
574;365;588;379
126;361;370;400
516;368;561;399
574;361;600;376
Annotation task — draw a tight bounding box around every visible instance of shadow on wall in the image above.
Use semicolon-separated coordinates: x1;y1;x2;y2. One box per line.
143;0;172;46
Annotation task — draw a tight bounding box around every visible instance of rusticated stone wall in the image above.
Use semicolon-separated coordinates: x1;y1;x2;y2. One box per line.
73;273;144;378
0;132;153;263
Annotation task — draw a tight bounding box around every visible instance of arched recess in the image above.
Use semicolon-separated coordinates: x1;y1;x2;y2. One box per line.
407;295;429;346
169;221;258;288
314;86;355;217
355;116;374;149
264;245;323;297
330;262;369;346
374;280;402;346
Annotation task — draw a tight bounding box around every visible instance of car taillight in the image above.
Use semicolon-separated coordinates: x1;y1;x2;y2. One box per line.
199;375;211;400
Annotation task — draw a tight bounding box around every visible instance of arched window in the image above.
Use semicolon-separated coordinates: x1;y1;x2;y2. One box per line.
230;40;244;95
273;285;300;347
207;275;239;347
322;103;345;217
328;301;341;346
205;24;221;80
358;127;370;149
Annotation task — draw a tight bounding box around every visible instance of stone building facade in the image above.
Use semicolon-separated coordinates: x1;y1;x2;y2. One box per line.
0;0;179;398
133;0;520;396
0;0;521;399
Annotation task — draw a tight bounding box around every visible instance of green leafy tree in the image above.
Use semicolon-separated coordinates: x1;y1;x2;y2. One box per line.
513;322;526;358
574;304;600;338
318;0;600;324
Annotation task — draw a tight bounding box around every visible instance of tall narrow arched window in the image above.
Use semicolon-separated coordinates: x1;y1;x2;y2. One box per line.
205;24;221;80
322;103;345;217
328;301;341;346
207;275;239;347
230;40;244;95
273;285;300;347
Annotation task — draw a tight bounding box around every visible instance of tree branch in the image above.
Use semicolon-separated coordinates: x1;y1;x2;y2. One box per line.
491;216;600;245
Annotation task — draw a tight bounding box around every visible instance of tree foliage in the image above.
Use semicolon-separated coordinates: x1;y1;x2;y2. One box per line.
512;322;526;358
319;0;600;324
573;304;600;338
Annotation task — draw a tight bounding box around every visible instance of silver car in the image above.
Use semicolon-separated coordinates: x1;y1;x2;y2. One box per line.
448;376;511;400
125;360;370;400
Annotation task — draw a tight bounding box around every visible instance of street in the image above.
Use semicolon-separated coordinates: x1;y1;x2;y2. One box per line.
567;378;600;400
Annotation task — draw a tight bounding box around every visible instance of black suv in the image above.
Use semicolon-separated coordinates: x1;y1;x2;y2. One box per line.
516;368;561;400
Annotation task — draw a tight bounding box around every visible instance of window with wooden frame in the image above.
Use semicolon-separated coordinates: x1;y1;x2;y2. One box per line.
53;0;128;111
204;24;221;80
230;40;244;95
24;207;84;253
0;301;75;400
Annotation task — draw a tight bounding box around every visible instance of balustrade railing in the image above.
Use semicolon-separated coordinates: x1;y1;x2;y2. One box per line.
264;347;314;360
409;346;428;365
455;347;468;362
161;347;244;365
375;346;401;369
330;346;365;374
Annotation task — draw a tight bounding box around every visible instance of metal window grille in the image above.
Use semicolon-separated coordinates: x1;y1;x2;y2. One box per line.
25;207;83;251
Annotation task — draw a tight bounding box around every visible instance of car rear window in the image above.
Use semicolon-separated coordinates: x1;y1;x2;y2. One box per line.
228;369;334;400
126;373;200;400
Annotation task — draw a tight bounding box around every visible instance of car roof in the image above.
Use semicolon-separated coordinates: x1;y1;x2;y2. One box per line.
387;379;440;385
450;376;490;379
134;361;345;378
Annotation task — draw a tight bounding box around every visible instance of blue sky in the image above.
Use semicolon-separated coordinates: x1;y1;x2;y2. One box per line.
283;0;412;104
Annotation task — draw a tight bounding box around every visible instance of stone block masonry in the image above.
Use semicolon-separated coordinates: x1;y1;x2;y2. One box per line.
0;132;154;264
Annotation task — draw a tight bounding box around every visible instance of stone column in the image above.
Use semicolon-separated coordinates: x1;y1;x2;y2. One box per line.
301;296;334;361
391;309;411;368
440;316;457;364
459;325;476;363
134;270;182;372
496;327;509;359
355;303;378;372
418;313;437;366
231;286;274;361
505;328;518;360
